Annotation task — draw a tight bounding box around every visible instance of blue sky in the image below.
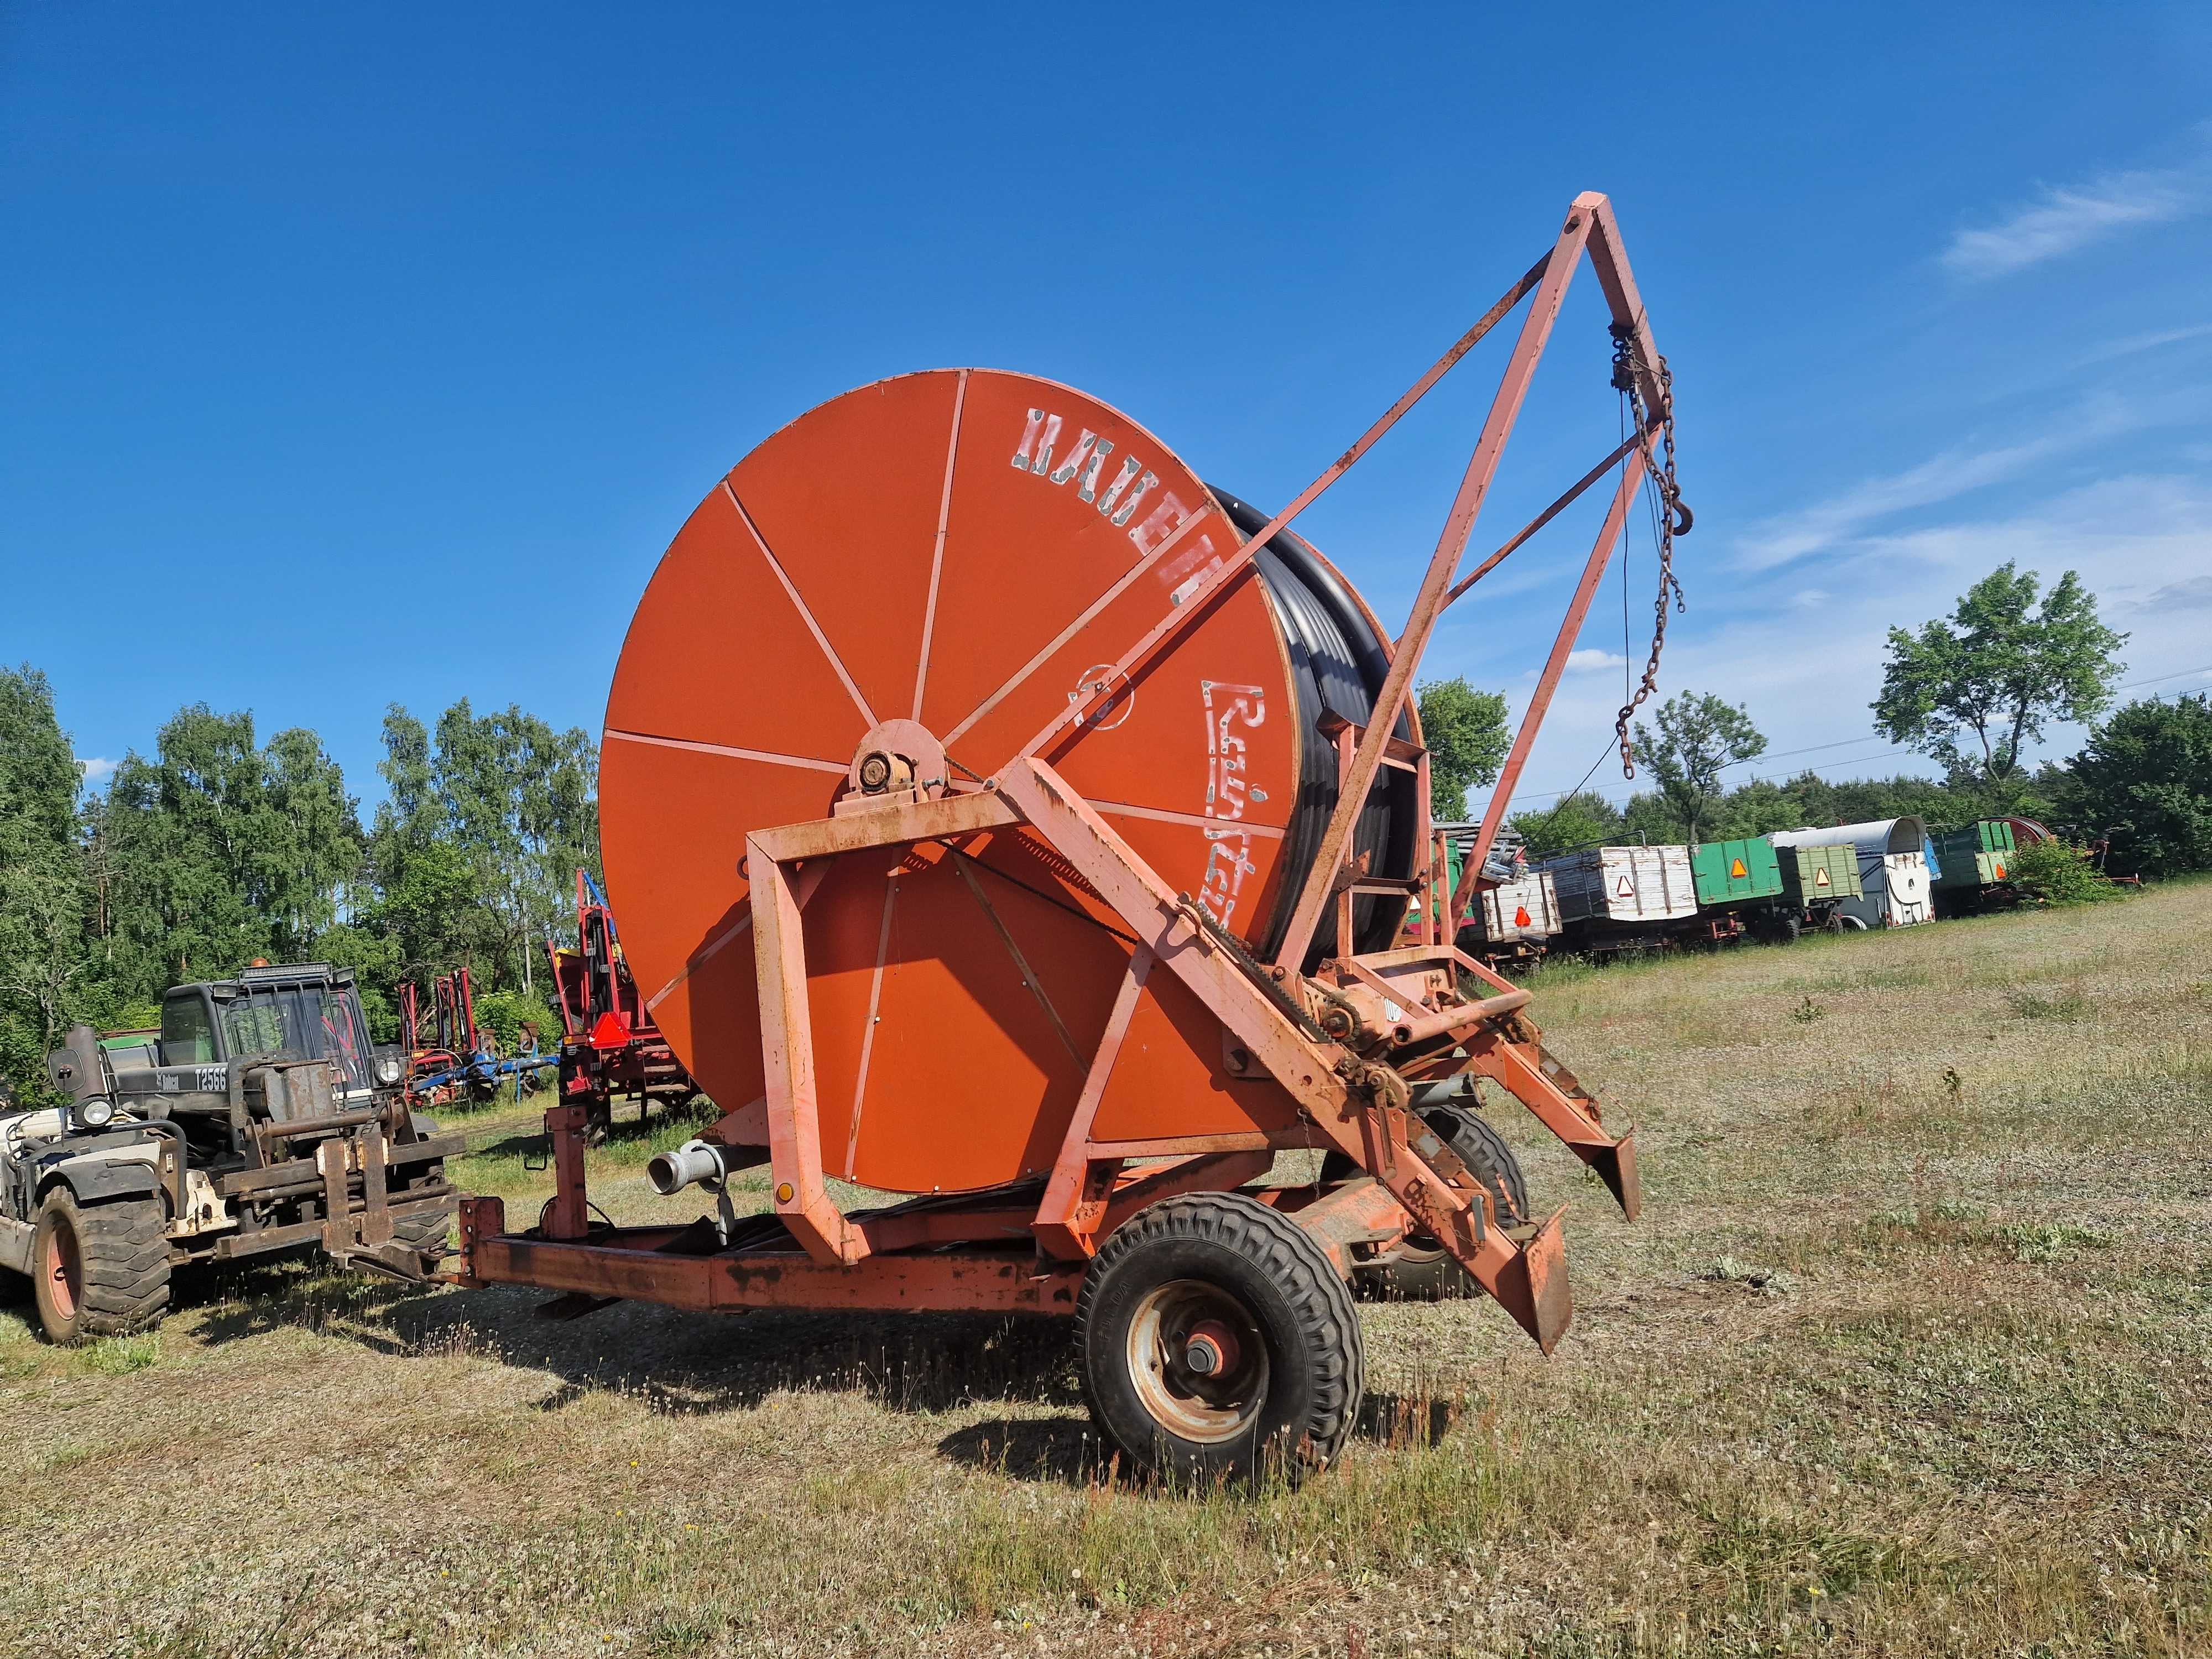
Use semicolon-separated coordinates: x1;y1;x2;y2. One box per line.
5;3;2209;823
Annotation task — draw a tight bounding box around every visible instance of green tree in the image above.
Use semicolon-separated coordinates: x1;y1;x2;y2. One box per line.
1873;563;2124;785
1619;791;1683;847
1510;790;1626;858
0;666;96;1089
2062;693;2212;878
2006;836;2121;904
1416;678;1509;818
1632;691;1766;843
366;701;598;998
0;666;81;847
105;706;362;987
1709;776;1829;838
264;726;364;952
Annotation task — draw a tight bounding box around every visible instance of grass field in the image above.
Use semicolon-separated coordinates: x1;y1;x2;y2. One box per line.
3;884;2208;1657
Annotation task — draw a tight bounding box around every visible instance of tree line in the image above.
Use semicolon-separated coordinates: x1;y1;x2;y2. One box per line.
0;671;596;1095
1425;561;2212;873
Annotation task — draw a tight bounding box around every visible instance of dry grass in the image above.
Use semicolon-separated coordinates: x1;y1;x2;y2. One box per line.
3;883;2209;1657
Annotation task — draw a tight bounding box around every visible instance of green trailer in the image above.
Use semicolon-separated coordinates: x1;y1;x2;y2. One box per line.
1679;839;1785;946
1690;838;1785;907
1932;820;2017;890
1764;842;1864;936
1931;820;2020;915
1777;842;1862;906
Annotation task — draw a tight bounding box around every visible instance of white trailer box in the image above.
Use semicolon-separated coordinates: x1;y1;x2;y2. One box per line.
1542;846;1698;926
1770;820;1933;928
1468;870;1563;946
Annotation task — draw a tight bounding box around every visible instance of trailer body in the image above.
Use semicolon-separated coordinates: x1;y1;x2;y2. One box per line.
1463;870;1563;951
1777;842;1863;906
1771;820;1934;928
1690;838;1785;908
1932;820;2017;889
1537;844;1702;951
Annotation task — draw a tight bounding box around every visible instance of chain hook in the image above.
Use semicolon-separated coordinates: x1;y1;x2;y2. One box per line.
1608;321;1688;779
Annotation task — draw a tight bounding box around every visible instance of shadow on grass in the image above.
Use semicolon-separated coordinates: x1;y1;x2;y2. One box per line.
193;1265;1088;1416
936;1391;1461;1487
189;1260;1469;1483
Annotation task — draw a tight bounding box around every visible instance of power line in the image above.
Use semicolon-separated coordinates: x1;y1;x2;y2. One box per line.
2115;662;2212;691
1737;748;1933;786
1717;733;1910;771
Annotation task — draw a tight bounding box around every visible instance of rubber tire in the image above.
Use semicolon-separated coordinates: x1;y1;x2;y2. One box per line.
390;1165;453;1259
31;1187;170;1347
1357;1103;1528;1301
1078;1192;1364;1485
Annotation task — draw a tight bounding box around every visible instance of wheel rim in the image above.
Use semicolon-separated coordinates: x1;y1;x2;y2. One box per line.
45;1217;80;1322
1125;1279;1269;1444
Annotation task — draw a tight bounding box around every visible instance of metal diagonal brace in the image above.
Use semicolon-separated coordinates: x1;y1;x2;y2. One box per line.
995;757;1574;1352
1460;1025;1640;1222
1274;202;1597;969
1457;432;1656;901
1015;248;1554;766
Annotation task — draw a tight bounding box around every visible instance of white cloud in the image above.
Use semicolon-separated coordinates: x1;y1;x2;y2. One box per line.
1733;392;2161;572
1564;648;1626;672
79;757;116;784
2074;322;2212;368
1943;148;2211;280
1735;431;2072;571
1478;471;2212;815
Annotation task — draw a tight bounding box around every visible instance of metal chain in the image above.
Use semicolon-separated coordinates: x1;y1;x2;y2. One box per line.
1608;321;1690;778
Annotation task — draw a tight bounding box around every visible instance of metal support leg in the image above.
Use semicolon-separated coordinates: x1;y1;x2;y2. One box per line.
545;1103;591;1240
748;836;869;1266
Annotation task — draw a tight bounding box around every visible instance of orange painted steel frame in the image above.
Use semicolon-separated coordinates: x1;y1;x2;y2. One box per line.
456;191;1665;1353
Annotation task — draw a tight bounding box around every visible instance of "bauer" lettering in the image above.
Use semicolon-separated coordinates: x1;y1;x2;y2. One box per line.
1010;405;1168;537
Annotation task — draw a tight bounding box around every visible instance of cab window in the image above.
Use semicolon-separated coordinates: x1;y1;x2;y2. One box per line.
161;994;215;1065
223;995;293;1058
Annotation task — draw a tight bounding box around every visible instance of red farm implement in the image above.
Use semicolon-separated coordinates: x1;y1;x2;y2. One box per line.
454;192;1682;1480
546;869;701;1139
400;968;555;1109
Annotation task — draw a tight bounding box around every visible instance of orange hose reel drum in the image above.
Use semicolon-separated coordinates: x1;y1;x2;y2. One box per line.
603;370;1372;1194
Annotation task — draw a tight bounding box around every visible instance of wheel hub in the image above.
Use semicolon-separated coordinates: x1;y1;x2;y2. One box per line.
1182;1319;1239;1377
45;1222;79;1321
1126;1279;1268;1444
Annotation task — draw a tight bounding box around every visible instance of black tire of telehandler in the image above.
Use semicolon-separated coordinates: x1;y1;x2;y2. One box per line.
1078;1192;1364;1486
1328;1103;1530;1302
30;1187;170;1347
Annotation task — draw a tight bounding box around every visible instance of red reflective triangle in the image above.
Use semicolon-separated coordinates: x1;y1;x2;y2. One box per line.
1514;906;1531;927
1730;858;1748;878
589;1011;631;1051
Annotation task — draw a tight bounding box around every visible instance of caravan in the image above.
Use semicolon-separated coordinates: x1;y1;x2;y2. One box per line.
1769;820;1933;928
